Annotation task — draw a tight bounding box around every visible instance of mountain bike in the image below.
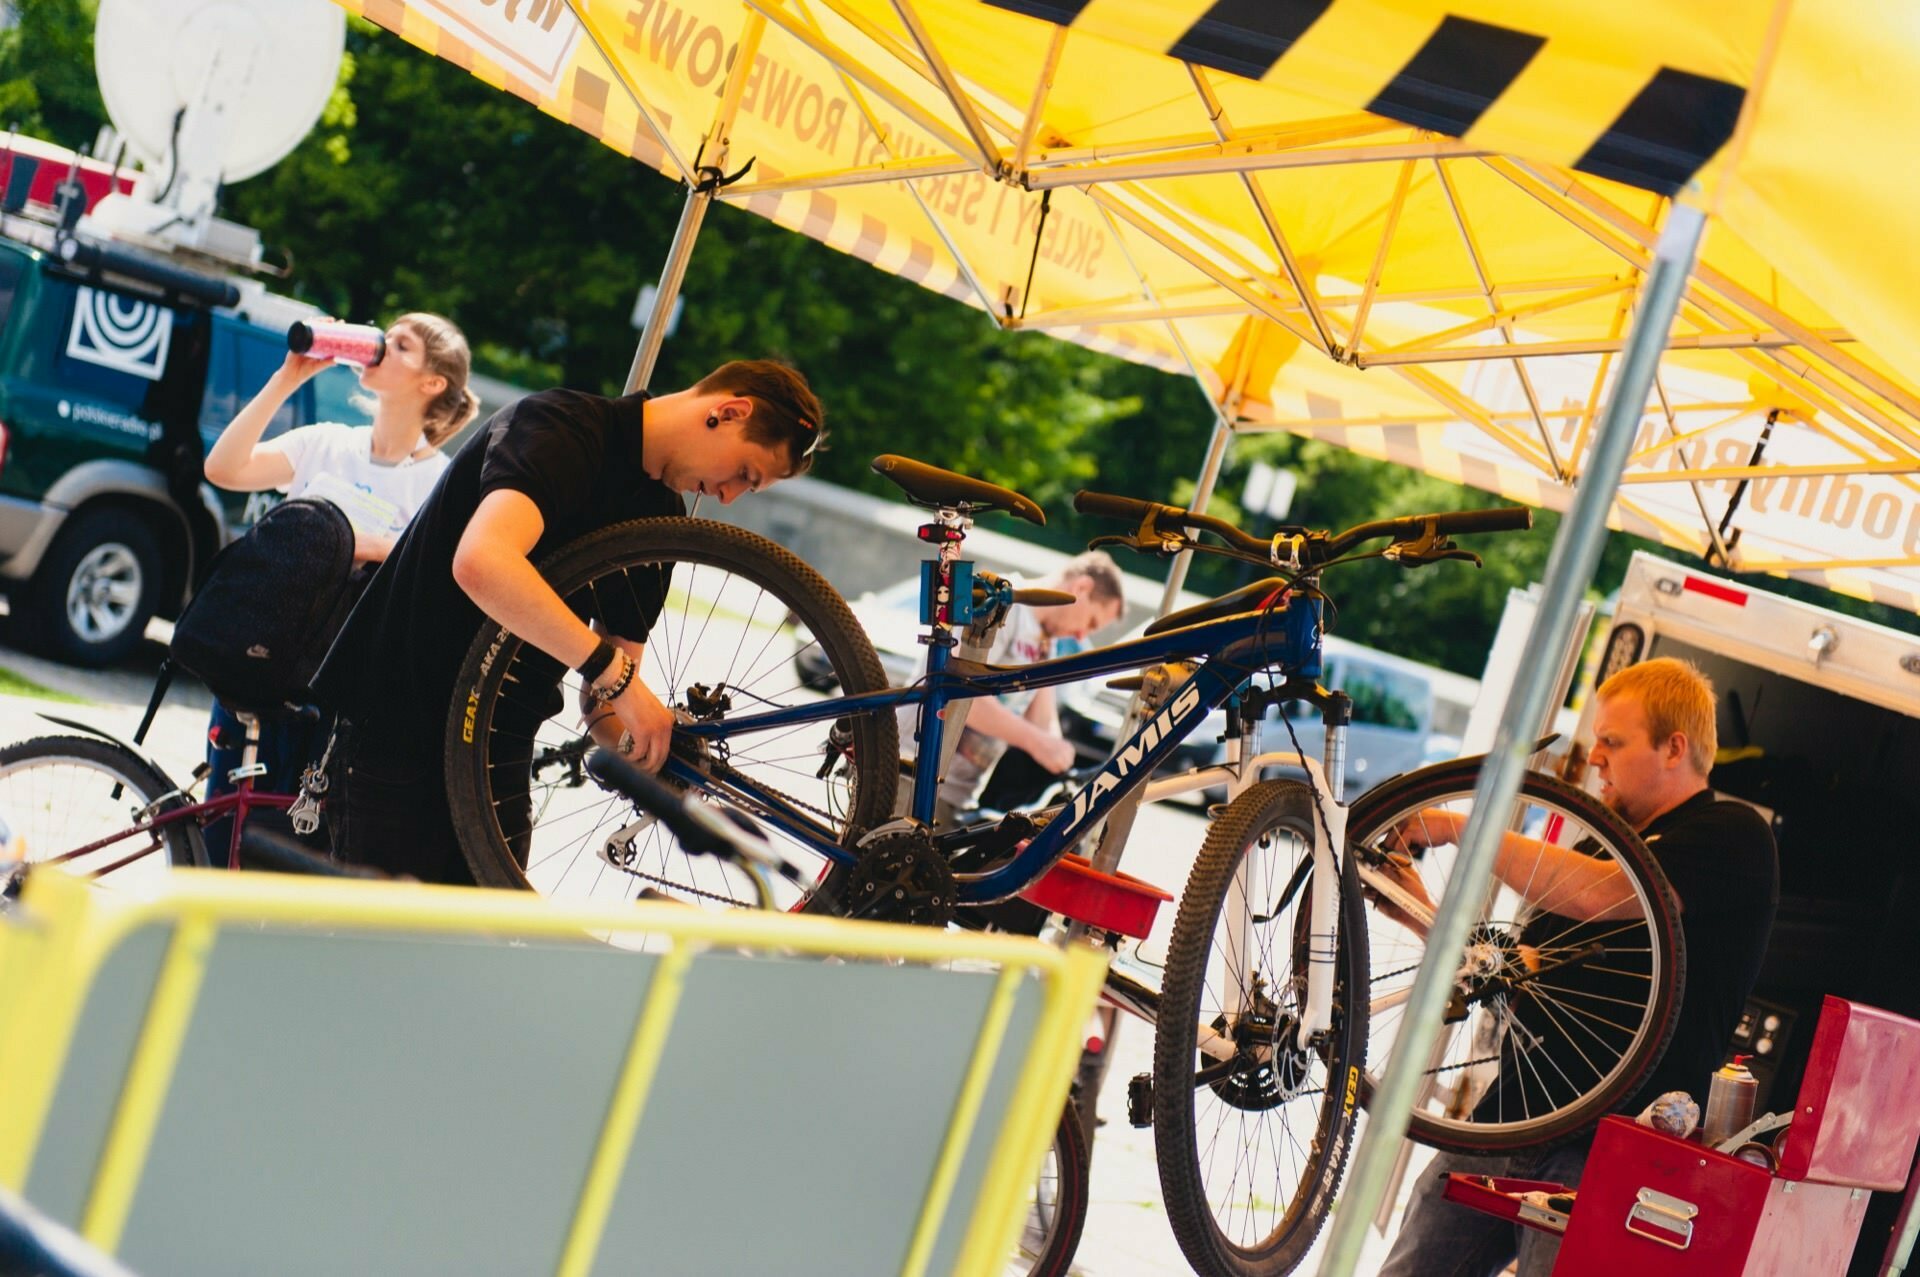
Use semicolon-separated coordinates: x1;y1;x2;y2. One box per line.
439;456;1683;1275
558;749;1091;1277
0;709;320;894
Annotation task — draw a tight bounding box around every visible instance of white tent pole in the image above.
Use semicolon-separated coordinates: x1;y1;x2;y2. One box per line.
624;14;765;394
1316;200;1708;1276
625;188;708;396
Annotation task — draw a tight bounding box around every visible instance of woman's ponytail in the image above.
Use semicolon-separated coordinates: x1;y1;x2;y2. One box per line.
393;312;475;450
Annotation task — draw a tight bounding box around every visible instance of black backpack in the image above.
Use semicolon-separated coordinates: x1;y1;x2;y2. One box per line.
170;497;360;712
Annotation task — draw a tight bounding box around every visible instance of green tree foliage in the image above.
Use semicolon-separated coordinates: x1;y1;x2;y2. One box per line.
21;9;1914;672
0;0;105;149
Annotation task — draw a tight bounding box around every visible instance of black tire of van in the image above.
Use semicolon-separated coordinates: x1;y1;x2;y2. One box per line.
26;507;164;667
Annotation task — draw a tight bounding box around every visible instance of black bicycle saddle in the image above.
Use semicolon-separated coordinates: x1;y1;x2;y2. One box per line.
871;455;1045;525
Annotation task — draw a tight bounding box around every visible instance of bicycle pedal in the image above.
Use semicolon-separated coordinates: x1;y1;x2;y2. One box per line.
1126;1073;1153;1128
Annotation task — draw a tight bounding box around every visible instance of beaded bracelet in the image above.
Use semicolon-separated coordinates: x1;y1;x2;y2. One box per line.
589;651;636;705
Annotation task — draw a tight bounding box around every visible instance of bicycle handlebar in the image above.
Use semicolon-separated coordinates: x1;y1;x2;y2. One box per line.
237;827;388;879
1072;491;1164;523
1074;488;1531;571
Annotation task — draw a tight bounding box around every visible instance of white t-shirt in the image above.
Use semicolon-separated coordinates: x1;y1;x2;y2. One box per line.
272;422;449;538
895;597;1053;810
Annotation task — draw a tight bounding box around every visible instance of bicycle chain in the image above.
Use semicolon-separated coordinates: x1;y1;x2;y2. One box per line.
704;752;843;827
603;856;756;908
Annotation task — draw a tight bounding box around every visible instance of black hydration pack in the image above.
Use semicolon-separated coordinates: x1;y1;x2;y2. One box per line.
169;497;360;713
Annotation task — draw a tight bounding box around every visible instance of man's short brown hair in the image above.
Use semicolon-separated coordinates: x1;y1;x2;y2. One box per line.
1597;656;1718;776
1059;550;1124;606
693;359;825;476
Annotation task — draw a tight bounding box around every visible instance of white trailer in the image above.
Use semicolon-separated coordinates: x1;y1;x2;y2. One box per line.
1567;551;1920;1117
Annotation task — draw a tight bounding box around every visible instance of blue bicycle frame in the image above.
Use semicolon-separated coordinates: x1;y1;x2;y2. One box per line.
665;575;1325;905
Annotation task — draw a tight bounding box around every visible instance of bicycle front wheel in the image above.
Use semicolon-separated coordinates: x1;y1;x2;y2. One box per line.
0;734;203;884
444;517;897;907
1154;780;1367;1277
1347;759;1684;1153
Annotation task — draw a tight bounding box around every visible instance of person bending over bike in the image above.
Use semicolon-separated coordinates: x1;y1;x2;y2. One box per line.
911;551;1124;828
1378;657;1777;1277
312;360;825;884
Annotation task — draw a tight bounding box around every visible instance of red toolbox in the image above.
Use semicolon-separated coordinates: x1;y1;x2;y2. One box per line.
1442;997;1920;1276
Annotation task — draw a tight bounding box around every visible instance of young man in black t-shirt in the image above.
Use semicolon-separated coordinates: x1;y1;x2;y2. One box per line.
314;359;825;883
1378;657;1778;1277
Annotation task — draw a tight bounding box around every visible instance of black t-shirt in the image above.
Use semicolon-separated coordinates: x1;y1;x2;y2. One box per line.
1471;789;1778;1124
314;388;681;757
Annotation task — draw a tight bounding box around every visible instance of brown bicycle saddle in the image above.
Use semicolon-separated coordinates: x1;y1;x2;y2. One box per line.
870;454;1045;525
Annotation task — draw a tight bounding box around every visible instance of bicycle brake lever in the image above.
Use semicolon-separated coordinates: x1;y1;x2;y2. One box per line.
1387;539;1482;569
1088;533;1171;555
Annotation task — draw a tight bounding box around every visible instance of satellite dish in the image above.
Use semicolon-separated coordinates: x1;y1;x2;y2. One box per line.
96;0;344;183
86;0;341;256
96;0;343;183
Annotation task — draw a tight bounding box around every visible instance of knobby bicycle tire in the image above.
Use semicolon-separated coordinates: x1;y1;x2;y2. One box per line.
1008;1099;1090;1277
0;734;203;878
1154;780;1367;1277
444;517;897;904
1346;759;1685;1153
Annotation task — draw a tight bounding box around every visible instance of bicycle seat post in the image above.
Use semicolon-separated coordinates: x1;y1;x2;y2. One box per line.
906;506;975;823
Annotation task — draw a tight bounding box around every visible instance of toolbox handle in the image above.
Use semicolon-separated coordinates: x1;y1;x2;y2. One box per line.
1624;1187;1698;1250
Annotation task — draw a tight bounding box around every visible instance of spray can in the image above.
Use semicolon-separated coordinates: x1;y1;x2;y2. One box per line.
1702;1055;1758;1147
287;320;385;367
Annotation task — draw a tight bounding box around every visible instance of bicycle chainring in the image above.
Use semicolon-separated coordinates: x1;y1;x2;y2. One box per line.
841;828;956;927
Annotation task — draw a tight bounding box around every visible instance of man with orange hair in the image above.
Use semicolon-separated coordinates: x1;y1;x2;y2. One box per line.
1381;657;1778;1277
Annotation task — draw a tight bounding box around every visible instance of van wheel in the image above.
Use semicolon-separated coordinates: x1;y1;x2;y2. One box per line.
27;508;164;667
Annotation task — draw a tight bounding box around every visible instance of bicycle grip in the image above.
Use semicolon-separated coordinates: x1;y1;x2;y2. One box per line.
1013;588;1076;608
586;749;714;849
1074;490;1164;523
1430;507;1533;536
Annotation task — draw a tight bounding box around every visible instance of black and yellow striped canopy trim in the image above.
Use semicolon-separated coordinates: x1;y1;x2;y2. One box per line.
985;0;1744;196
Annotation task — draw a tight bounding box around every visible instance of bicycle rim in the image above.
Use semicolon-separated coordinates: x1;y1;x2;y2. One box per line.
1155;781;1365;1276
0;735;202;885
1004;1101;1088;1277
445;518;896;908
1348;760;1683;1151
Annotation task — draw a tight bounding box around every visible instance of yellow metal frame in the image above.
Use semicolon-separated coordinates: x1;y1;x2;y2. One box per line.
0;869;1107;1277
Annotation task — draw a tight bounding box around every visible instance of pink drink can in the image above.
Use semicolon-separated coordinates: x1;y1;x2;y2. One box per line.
287;320;386;367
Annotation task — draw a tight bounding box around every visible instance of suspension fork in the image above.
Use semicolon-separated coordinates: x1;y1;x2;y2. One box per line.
1214;692;1351;1053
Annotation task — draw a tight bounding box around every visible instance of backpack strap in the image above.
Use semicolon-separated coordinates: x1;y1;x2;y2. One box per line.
131;658;175;748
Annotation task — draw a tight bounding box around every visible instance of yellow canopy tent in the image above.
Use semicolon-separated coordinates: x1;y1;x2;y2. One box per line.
330;2;1919;1272
338;0;1920;606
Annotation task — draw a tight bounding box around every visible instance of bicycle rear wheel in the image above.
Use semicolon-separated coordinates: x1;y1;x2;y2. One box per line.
0;735;203;884
444;517;897;908
1154;780;1367;1277
1006;1099;1089;1277
1347;759;1684;1153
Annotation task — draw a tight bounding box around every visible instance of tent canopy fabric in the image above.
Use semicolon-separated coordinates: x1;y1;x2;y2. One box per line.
341;0;1920;609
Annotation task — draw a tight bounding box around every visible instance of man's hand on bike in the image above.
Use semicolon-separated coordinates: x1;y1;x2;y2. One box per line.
1381;806;1466;857
609;680;674;772
1366;851;1438;937
589;648;675;773
1027;733;1078;775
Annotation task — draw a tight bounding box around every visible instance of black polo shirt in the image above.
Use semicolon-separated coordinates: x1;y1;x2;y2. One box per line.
315;388;682;760
1471;788;1778;1124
